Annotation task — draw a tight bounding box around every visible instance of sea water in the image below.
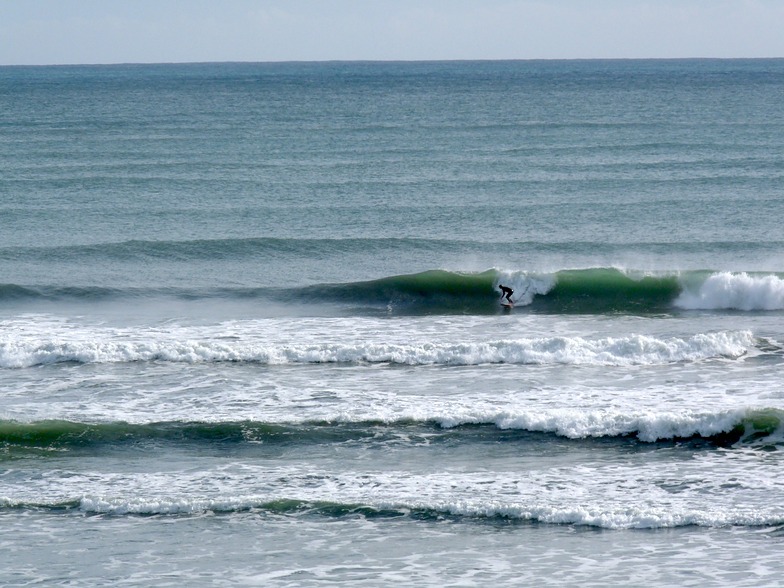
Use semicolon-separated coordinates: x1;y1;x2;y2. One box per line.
1;59;784;586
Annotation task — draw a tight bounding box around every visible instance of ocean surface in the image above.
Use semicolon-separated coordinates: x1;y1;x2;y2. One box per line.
2;59;784;586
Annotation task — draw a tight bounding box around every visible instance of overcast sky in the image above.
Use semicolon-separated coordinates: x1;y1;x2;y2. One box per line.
2;0;783;65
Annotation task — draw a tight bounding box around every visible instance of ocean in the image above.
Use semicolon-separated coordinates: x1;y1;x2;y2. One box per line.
1;59;784;586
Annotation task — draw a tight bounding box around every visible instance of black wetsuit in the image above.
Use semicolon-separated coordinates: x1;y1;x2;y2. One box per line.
499;285;514;303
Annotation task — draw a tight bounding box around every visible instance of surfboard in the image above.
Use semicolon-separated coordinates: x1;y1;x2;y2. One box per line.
501;301;514;309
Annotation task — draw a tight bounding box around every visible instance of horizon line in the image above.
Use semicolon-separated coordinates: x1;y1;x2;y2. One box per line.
3;56;784;68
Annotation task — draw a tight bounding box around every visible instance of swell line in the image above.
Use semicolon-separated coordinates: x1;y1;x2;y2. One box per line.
0;237;451;262
2;239;782;269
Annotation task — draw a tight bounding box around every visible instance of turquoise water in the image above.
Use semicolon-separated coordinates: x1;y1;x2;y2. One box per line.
2;59;784;586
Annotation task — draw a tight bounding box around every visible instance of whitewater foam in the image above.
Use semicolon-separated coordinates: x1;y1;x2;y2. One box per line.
426;501;784;529
69;497;784;528
676;272;784;311
434;407;751;442
0;330;756;368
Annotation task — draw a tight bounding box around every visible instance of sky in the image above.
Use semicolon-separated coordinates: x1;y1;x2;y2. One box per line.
1;0;783;65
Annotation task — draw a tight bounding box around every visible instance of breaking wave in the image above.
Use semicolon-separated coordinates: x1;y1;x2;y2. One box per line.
2;407;781;450
3;268;783;314
3;496;782;529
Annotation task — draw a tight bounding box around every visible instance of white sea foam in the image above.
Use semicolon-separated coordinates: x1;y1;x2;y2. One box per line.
432;407;749;442
0;330;755;368
425;501;784;529
78;495;255;516
676;272;784;311
66;491;784;529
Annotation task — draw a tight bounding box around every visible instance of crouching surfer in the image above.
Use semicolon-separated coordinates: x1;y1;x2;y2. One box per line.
498;284;514;304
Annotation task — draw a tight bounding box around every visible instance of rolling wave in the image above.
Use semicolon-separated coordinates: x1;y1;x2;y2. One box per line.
4;496;783;529
4;409;782;529
2;408;780;452
2;268;783;313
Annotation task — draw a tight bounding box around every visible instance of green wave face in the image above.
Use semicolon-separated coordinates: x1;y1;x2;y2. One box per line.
314;269;500;311
0;420;432;458
740;408;784;444
4;413;783;460
3;268;782;315
310;268;684;314
540;269;682;313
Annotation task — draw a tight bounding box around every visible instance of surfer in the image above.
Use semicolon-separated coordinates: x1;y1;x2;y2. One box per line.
498;284;514;304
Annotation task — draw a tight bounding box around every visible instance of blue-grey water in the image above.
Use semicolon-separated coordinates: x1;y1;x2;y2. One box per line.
2;59;784;586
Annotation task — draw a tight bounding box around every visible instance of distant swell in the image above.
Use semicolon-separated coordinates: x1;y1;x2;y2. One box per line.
0;237;458;262
4;238;779;264
0;283;119;301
